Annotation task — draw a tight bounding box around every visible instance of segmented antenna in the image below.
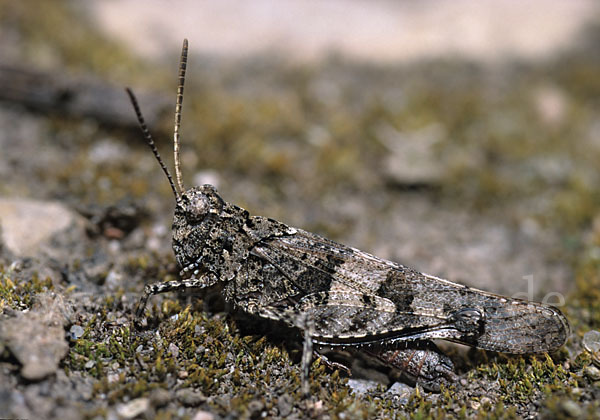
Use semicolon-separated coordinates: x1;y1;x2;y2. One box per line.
173;38;188;195
125;87;180;200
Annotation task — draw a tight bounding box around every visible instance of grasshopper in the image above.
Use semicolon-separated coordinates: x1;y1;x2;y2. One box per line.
126;39;570;393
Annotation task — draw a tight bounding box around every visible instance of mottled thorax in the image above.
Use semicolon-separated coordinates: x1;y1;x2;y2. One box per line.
173;185;235;276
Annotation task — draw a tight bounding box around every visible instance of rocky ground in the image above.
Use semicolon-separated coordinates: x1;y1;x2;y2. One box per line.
1;2;600;419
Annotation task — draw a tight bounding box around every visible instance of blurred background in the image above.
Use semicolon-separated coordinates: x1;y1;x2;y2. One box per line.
87;0;596;63
1;1;600;416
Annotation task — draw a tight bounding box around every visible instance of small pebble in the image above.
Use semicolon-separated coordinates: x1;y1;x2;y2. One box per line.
277;394;293;417
176;389;206;407
582;330;600;353
584;365;600;381
169;342;179;358
116;398;150;419
247;400;264;415
307;400;324;416
84;360;95;369
386;381;413;403
570;387;583;397
347;378;379;394
105;270;123;289
69;325;85;340
193;410;214;420
583;330;600;365
560;400;582;418
149;388;171;408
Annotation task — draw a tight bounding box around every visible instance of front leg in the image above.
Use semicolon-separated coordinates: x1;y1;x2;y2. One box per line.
135;273;218;321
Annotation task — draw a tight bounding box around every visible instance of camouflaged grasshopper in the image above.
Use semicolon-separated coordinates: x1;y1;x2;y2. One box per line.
126;39;570;393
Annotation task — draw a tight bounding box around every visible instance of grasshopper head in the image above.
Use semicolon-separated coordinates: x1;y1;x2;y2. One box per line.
128;39;246;282
172;185;226;275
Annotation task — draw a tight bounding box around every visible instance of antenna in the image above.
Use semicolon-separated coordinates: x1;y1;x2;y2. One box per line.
173;38;188;194
125;87;180;200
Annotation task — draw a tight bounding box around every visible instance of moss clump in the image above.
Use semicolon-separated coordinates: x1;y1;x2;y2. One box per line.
0;267;54;311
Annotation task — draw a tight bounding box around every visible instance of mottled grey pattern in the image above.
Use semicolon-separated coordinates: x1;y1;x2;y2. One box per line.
136;184;570;391
129;39;570;392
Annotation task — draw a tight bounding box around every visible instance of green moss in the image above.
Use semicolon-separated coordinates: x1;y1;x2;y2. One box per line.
477;354;575;404
0;267;54;311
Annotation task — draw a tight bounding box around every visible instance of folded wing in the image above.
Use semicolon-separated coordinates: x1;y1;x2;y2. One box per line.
252;229;569;353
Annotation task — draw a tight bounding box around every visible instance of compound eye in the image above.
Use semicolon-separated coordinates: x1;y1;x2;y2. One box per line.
186;194;209;223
